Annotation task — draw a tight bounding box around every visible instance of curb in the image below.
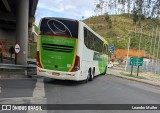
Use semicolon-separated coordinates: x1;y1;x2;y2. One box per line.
111;73;160;87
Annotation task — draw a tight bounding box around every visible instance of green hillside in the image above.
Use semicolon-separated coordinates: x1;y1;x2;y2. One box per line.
83;14;160;51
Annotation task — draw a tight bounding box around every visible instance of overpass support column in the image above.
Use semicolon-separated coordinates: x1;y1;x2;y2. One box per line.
16;0;29;65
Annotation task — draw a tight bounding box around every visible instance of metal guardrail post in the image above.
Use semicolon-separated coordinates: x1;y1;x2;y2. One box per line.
0;53;3;63
25;70;28;76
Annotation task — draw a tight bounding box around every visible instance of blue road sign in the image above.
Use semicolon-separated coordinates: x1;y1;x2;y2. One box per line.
109;46;115;55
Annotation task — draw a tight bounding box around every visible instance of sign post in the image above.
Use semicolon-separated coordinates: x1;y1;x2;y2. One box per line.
136;58;143;76
129;57;143;76
14;44;20;64
0;41;3;63
131;65;133;76
137;66;140;76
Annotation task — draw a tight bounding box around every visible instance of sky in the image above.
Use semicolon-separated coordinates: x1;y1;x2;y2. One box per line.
35;0;96;25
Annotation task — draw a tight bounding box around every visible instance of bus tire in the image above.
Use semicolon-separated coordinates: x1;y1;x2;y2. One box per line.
89;68;94;81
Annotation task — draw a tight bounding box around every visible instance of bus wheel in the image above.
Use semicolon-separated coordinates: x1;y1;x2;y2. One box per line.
89;68;94;81
84;71;90;83
102;67;107;75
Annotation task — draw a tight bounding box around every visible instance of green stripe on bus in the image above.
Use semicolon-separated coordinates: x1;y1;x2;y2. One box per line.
93;52;108;73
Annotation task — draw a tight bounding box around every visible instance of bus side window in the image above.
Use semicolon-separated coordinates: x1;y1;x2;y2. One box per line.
103;44;108;55
106;44;109;55
84;28;88;47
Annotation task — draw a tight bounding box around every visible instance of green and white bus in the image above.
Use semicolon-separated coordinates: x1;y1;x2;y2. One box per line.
37;17;109;81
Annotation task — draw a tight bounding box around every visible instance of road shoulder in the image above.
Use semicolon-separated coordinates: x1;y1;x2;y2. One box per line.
108;68;160;87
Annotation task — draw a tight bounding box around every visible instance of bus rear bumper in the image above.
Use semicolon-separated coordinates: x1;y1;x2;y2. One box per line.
37;67;82;81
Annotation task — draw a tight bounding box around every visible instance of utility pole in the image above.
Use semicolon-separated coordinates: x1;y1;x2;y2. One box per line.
142;35;146;70
155;32;160;73
137;27;143;60
136;27;143;75
125;33;131;71
152;26;158;73
147;33;151;72
151;27;155;73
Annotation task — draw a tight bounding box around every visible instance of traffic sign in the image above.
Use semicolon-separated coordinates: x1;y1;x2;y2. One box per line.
130;57;143;66
0;41;3;52
15;44;20;53
109;46;115;55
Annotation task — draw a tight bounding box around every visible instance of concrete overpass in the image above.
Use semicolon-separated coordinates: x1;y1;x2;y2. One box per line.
0;0;38;65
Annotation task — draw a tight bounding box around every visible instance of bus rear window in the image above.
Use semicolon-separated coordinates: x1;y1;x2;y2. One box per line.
40;18;78;38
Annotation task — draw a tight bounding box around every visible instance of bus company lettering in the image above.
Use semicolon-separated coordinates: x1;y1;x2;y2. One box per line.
43;56;64;63
43;59;51;64
50;56;65;60
42;38;75;45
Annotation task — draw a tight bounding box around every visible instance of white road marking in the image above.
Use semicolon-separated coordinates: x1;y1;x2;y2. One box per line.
33;77;45;98
27;77;47;113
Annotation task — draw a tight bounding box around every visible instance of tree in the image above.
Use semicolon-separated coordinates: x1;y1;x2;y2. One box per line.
132;5;138;25
93;0;160;19
133;0;145;26
127;0;131;14
94;0;105;15
152;0;160;18
105;13;112;28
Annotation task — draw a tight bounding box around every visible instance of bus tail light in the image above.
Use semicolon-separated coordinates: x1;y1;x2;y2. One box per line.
36;51;42;68
71;55;80;72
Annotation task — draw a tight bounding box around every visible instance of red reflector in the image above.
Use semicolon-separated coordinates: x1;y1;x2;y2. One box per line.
67;74;75;76
38;70;43;72
52;72;60;76
75;20;79;23
36;51;42;68
38;70;46;72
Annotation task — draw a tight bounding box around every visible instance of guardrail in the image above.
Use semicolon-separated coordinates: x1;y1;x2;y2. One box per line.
0;64;36;69
0;64;37;76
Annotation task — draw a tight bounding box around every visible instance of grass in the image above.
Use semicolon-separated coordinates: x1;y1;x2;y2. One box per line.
83;14;160;51
143;72;160;77
120;72;146;79
28;43;37;59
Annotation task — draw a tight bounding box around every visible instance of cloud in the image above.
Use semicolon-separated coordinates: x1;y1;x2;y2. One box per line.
35;0;95;24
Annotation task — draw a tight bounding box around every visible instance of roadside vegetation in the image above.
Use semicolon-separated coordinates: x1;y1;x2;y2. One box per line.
120;71;146;79
28;43;36;59
83;14;160;58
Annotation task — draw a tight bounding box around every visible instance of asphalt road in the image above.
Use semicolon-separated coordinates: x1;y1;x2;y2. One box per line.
0;74;160;113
